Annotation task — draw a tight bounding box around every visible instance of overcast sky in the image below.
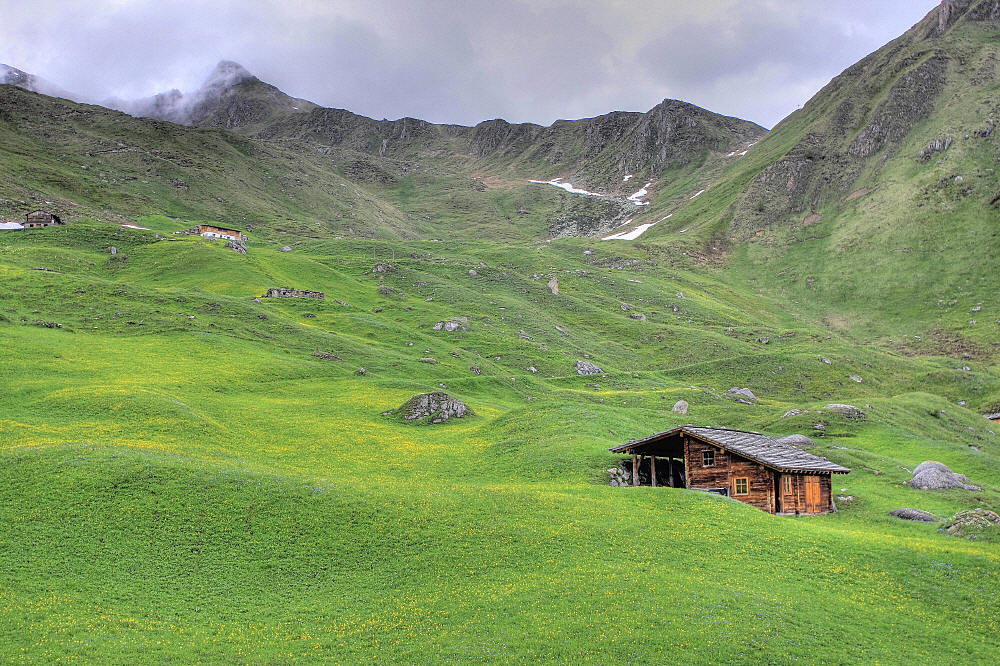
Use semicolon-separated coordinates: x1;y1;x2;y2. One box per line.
1;0;938;129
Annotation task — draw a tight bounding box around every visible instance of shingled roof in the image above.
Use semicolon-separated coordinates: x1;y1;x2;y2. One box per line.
985;413;1000;420
610;426;850;474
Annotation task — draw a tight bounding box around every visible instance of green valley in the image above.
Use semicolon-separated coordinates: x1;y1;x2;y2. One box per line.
1;1;999;663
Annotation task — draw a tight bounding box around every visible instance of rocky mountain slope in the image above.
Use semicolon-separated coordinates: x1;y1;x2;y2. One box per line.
1;57;765;240
637;0;1000;343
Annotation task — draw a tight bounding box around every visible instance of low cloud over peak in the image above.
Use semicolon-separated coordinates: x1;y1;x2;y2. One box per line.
1;1;937;129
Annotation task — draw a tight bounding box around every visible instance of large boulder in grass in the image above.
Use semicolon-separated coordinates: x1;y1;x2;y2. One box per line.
672;400;689;414
576;360;603;375
776;434;817;448
395;392;473;424
889;508;939;522
824;403;866;420
726;387;757;404
910;461;980;490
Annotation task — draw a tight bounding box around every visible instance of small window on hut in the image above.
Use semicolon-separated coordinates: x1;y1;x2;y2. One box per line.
783;476;792;494
702;450;715;467
734;478;749;495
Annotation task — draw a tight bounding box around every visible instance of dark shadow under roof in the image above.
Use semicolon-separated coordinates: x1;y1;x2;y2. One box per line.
611;426;850;475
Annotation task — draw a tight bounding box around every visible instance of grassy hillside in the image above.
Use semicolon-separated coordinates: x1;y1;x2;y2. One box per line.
1;221;999;662
639;3;1000;346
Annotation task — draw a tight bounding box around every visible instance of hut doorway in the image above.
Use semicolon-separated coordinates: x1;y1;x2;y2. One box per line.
805;476;822;513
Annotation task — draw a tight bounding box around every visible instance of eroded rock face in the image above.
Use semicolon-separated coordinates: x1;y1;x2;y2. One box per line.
910;461;981;490
889;508;939;522
395;392;473;424
576;360;603;375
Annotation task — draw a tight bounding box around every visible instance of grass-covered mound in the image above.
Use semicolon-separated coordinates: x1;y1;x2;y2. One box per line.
1;222;998;661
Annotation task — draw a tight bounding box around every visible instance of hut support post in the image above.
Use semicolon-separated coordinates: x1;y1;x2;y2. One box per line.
632;453;639;486
668;458;674;487
650;456;657;487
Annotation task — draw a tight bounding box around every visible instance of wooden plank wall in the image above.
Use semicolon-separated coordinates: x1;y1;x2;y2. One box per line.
684;437;775;512
780;473;834;514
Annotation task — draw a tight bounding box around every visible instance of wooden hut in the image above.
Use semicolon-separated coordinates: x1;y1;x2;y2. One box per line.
610;426;850;515
985;412;1000;424
196;224;243;241
24;210;61;228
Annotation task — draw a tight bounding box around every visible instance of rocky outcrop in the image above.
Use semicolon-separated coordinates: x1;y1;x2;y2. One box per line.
848;56;948;158
942;508;1000;538
262;287;325;299
433;317;469;332
394;392;473;424
575;360;603;375
225;238;247;254
910;461;981;490
548;196;632;239
935;0;1000;36
920;135;953;161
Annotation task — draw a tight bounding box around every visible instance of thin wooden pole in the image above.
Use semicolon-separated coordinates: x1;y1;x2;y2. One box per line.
632;453;639;486
668;458;674;487
650;456;657;487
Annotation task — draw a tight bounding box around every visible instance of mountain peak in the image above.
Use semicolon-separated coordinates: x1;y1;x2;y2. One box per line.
204;60;254;89
1;63;77;100
1;63;30;85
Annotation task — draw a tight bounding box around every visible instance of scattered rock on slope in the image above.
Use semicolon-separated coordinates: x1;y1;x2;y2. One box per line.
433;317;469;332
726;387;757;404
910;461;981;491
672;400;689;414
943;509;1000;539
776;434;816;448
889;508;939;522
394;392;473;424
824;403;866;420
576;360;603;375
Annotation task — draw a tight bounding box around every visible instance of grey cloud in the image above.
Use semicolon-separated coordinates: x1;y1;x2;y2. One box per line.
0;0;939;129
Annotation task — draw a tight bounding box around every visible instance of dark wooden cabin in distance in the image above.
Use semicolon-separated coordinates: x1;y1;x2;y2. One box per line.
610;426;850;515
24;210;62;228
985;412;1000;424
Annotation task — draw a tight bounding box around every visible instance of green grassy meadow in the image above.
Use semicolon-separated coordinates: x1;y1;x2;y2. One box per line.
2;221;999;662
